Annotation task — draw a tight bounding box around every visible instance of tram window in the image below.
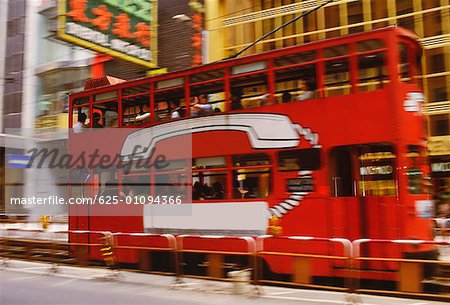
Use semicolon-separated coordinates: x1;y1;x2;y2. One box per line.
191;82;225;113
190;69;224;83
192;171;227;200
155;89;185;122
233;154;270;167
154;172;188;199
330;144;397;197
156;77;184;90
274;51;316;67
104;110;118;127
95;169;118;197
324;44;349;58
232;168;270;199
325;59;350;97
231;62;267;75
156;159;189;172
230;73;269;109
356;39;384;52
155;100;169;121
122;96;150;126
122;84;150;97
72;107;89;130
357;52;388;92
70;169;90;199
275;64;316;102
94;91;117;102
399;43;411;82
358;146;397;196
193;157;226;169
278;148;321;171
122;175;150;198
406;145;432;194
93;101;118;127
72;96;89;106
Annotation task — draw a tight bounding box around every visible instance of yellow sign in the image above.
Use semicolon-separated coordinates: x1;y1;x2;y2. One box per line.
35;114;69;129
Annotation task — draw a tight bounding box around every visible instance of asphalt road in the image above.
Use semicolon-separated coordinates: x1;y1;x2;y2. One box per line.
1;261;449;305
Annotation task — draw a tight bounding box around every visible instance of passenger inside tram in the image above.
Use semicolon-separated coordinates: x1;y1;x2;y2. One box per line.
295;78;315;101
230;90;243;110
191;94;213;116
170;99;185;118
92;112;104;128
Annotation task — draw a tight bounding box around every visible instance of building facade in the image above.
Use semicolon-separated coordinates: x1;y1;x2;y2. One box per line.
204;0;450;214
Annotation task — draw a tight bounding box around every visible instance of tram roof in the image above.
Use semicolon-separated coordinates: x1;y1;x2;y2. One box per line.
74;26;420;96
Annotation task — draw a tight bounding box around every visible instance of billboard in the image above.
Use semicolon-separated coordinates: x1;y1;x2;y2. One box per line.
57;0;157;68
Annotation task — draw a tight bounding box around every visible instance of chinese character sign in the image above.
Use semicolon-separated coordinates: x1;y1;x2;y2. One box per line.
60;0;155;67
191;13;203;67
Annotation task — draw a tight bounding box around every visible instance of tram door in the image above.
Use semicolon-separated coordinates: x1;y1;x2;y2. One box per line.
330;144;397;268
330;146;366;241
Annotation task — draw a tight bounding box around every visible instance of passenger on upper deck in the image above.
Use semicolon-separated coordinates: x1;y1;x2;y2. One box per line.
191;94;212;116
295;79;315;101
73;113;87;133
212;181;224;199
170;99;185;118
93;112;104;128
135;104;151;123
230;90;243;110
193;181;205;200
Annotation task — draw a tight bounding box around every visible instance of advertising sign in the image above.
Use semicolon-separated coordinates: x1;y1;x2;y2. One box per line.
57;0;157;68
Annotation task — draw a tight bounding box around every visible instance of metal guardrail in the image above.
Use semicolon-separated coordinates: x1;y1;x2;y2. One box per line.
256;235;353;292
112;232;177;276
1;230;450;301
0;229;112;274
175;234;257;289
353;239;450;300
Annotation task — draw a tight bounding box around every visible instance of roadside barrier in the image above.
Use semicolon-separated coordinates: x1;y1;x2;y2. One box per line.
353;239;450;299
0;228;111;273
2;228;450;299
176;234;257;289
1;228;51;263
112;233;176;276
256;235;353;292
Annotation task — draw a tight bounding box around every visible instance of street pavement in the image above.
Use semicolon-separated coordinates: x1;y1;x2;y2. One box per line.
0;259;448;305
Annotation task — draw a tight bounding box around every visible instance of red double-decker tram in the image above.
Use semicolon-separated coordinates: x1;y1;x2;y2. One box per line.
69;27;434;280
